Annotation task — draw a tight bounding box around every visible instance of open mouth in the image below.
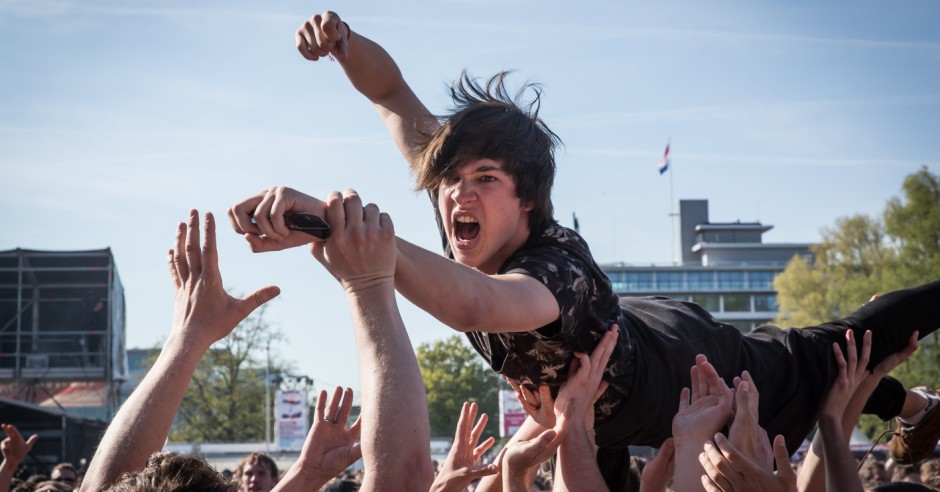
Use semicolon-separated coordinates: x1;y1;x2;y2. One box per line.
455;216;480;243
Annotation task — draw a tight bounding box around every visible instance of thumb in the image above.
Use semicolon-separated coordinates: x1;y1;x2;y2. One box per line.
772;435;794;477
237;285;281;317
25;434;38;451
467;463;499;478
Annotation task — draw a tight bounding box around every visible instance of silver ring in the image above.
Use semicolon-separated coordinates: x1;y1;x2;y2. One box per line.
324;416;336;423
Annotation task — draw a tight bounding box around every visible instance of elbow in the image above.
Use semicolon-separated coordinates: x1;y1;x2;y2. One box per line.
448;296;491;333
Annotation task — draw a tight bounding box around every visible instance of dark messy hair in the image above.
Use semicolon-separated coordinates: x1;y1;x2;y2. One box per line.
415;71;561;233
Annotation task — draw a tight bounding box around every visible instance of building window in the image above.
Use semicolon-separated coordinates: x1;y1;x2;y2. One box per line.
687;272;714;290
748;271;776;290
754;294;778;312
724;294;751;312
727;320;754;332
656;272;683;290
689;294;720;313
625;272;654;290
717;271;745;289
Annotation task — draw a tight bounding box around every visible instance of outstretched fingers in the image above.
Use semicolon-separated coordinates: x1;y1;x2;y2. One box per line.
185;210;202;281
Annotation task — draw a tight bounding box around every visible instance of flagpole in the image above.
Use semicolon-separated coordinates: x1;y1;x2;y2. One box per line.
670;152;677;265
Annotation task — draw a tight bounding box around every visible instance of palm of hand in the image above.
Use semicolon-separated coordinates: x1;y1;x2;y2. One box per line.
673;394;732;443
306;421;361;478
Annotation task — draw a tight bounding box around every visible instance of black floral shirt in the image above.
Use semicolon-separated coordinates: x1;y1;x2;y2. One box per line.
433;206;636;420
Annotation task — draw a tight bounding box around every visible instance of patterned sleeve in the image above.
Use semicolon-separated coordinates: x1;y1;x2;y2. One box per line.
501;229;601;341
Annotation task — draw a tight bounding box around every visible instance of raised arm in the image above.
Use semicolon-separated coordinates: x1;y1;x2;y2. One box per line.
229;186;560;334
310;190;434;491
296;10;438;168
80;211;280;491
552;326;618;492
1;424;38;492
273;387;363;492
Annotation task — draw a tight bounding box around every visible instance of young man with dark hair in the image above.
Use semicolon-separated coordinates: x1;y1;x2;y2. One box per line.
231;10;940;490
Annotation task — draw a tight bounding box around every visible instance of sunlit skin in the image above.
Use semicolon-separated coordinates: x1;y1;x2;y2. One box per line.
438;158;534;275
240;462;275;492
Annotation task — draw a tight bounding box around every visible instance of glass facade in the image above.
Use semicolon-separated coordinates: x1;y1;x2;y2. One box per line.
689;294;720;312
687;271;714;290
717;271;745;289
747;271;776;290
753;294;778;312
723;294;751;312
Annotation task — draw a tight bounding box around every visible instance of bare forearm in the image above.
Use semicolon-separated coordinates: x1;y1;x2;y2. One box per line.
502;465;537;492
394;238;558;333
340;30;436;166
818;415;863;492
1;460;17;492
555;425;606;492
81;337;203;491
347;284;434;490
796;433;825;492
673;444;708;492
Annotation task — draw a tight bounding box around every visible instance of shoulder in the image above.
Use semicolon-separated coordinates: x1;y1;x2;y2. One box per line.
504;223;595;269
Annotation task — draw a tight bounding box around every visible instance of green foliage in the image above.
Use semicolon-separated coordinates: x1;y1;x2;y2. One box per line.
774;214;895;328
774;167;940;438
166;305;292;443
417;335;502;439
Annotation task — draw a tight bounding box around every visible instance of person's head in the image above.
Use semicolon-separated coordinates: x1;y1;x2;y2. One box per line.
50;463;78;486
416;71;561;257
892;463;922;483
107;451;232;492
233;452;278;492
31;480;72;492
920;459;940;489
860;459;889;488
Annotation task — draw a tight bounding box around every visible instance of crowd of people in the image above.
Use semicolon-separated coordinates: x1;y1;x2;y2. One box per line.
4;7;940;491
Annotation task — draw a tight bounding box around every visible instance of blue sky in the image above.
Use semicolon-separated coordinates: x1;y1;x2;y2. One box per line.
2;0;938;395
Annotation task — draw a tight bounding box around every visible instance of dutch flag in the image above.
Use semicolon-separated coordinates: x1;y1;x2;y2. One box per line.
658;142;670;175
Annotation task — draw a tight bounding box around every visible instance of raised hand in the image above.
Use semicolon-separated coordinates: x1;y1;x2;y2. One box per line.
296;11;350;62
1;423;38;467
430;402;497;492
554;326;617;432
228;186;329;253
700;434;796;492
640;438;676;492
273;387;362;492
310;190;396;294
728;372;773;471
169;210;281;350
507;380;556;430
672;355;734;448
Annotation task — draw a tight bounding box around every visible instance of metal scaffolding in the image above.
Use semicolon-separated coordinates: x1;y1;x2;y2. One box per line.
0;248;126;418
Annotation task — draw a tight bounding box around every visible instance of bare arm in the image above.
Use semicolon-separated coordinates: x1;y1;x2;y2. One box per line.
296;11;438;168
553;327;618;492
228;187;561;334
273;387;362;492
1;424;38;492
311;191;434;491
395;237;560;333
81;212;279;491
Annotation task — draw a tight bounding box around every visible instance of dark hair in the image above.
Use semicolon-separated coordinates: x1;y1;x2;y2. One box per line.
233;452;279;483
106;451;233;492
415;71;561;233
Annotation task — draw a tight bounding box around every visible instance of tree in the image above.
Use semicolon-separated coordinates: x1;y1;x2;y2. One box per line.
774;167;940;438
774;214;895;327
884;166;940;286
167;304;293;443
416;335;502;439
